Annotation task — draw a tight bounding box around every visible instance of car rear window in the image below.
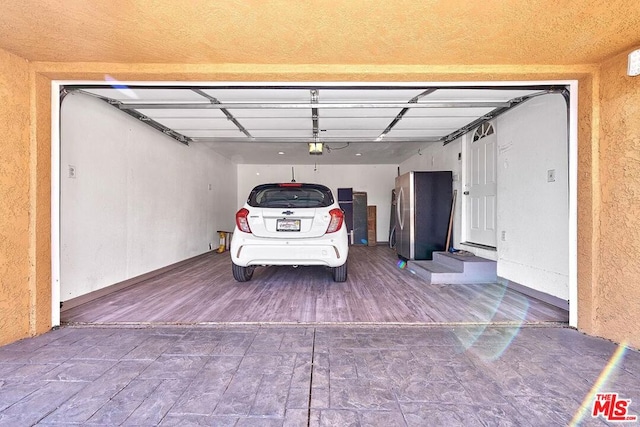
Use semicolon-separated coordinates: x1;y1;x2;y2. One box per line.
247;183;334;208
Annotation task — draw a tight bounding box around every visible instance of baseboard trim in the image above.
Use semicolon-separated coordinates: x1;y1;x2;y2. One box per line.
499;277;569;311
460;241;497;251
61;251;214;312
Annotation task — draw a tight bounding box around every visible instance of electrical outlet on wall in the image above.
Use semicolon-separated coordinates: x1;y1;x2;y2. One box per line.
68;165;77;178
501;230;507;241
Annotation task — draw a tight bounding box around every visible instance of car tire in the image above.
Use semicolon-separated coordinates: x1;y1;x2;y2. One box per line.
332;262;347;282
232;263;254;282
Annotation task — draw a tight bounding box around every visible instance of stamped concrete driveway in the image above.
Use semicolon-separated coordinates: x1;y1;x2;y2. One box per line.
0;325;639;426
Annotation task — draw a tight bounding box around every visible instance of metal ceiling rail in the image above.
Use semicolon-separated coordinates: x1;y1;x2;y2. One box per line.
376;89;437;141
191;88;252;138
190;137;443;143
115;102;511;110
175;127;457;132
311;89;319;142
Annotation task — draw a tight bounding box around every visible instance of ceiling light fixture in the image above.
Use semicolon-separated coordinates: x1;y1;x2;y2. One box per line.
355;153;362;156
278;151;285;155
309;142;323;155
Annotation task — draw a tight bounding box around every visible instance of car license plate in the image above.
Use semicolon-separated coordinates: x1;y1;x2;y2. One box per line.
276;218;301;231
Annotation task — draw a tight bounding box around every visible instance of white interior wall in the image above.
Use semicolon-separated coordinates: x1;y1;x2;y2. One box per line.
60;93;237;301
400;93;569;300
237;164;398;242
496;93;569;300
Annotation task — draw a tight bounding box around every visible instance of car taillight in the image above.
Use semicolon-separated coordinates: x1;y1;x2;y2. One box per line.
326;208;344;234
236;208;252;233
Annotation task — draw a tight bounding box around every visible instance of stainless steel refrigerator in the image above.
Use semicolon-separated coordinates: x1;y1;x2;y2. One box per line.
395;171;453;260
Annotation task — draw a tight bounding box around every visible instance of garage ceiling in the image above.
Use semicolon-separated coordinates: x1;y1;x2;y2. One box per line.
70;85;559;164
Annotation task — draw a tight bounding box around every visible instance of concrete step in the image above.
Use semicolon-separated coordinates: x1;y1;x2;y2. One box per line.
408;252;497;285
408;260;462;284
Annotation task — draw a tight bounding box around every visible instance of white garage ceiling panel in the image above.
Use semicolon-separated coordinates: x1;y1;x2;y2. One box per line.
83;88;206;103
391;117;480;129
319;117;395;130
320;108;403;118
421;89;540;102
228;109;311;118
202;88;311;102
232;117;312;130
321;129;386;138
386;129;459;138
319;89;428;101
402;107;495;118
250;129;314;138
154;117;240;130
136;109;228;119
179;129;247;138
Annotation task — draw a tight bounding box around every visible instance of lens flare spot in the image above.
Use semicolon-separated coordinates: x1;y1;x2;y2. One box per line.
104;75;139;99
570;342;630;426
396;260;407;269
453;282;530;361
361;239;368;245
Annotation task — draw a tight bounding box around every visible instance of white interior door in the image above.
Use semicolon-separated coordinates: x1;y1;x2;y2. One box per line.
466;122;497;247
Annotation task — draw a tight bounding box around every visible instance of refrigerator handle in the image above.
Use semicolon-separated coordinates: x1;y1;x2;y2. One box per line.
396;186;405;230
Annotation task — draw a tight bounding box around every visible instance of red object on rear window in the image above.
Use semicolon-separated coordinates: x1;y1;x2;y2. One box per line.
278;183;303;187
236;208;252;233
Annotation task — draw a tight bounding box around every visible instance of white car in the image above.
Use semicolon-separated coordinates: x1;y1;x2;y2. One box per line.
231;183;349;282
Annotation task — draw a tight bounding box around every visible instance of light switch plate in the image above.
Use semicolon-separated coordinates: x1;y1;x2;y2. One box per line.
628;49;640;77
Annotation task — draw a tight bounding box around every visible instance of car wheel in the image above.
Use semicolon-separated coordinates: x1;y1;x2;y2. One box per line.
232;262;255;282
332;262;347;282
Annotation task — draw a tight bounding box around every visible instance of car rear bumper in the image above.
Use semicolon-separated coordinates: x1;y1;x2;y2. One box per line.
231;230;349;267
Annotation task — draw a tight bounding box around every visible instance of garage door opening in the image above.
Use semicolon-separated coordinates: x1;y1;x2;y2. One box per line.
52;81;577;327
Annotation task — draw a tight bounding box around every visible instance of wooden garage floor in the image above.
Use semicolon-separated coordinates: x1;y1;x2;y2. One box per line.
61;246;569;325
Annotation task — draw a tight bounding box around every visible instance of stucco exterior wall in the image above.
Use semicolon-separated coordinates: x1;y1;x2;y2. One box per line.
0;49;31;346
577;73;598;335
33;73;52;335
597;49;640;347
